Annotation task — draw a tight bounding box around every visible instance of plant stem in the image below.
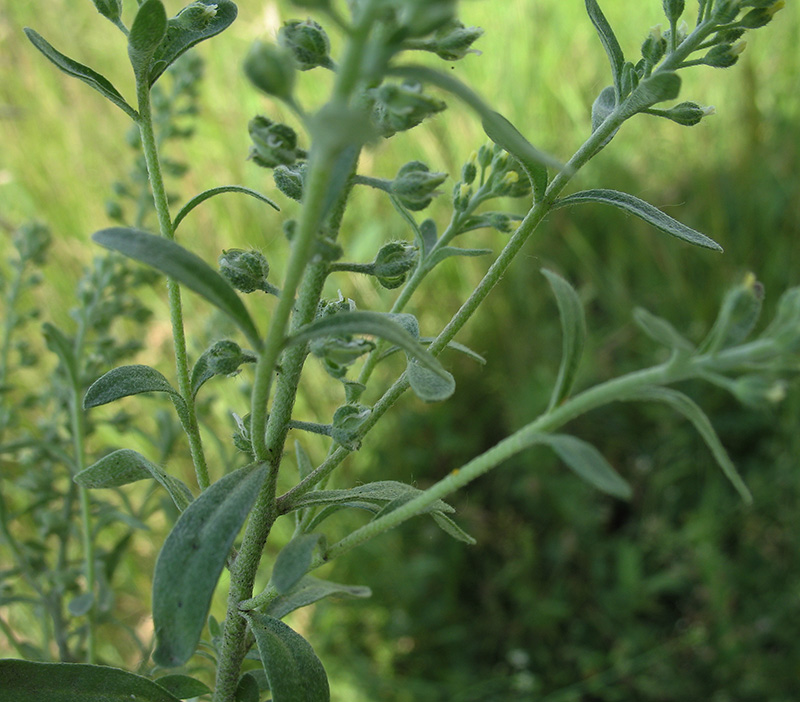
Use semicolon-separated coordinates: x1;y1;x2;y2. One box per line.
136;81;210;490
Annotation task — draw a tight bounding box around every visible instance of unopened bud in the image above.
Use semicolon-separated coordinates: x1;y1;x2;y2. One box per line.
244;41;296;99
219;249;271;293
713;0;742;23
396;0;457;37
105;200;124;222
487;212;513;233
660;101;715;126
461;154;478;185
739;1;784;28
373;241;419;289
274;162;306;201
332;403;371;450
702;41;745;68
662;0;685;23
248;116;302;169
372;81;447;136
206;340;249;376
702;273;764;353
391;161;448;210
310;337;375;378
453;182;473;211
278;18;333;71
430;20;484;61
92;0;122;21
641;26;667;64
732;375;787;409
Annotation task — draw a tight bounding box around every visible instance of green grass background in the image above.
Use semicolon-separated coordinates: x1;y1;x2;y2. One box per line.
2;0;800;700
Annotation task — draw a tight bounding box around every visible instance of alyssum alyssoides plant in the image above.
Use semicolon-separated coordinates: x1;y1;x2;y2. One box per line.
1;0;793;700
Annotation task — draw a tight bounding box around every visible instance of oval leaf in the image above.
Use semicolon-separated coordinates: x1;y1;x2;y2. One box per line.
406;359;456;402
152;463;267;667
0;659;181;702
263;576;372;620
633;307;696;352
552;189;722;251
431;511;477;545
149;1;239;86
84;364;183;409
543;433;632;499
23;28;138;120
75;449;193;511
542;269;587;409
92;228;262;349
271;534;324;594
155;674;211;699
426;246;492;269
129;0;168;79
288;311;447;381
244;612;330;702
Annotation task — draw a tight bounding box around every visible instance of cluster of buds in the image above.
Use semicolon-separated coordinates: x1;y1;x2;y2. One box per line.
371;80;447;137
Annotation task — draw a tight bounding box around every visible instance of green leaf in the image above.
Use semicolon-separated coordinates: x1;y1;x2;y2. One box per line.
152;463;268;667
591;85;617;134
426;246;493;269
75;449;193;512
23;29;138;120
154;674;211;699
405;359;456;402
295;441;314;481
552;189;722;251
67;592;94;617
173;184;278;232
42;323;78;388
93;228;262;349
287;480;455;514
287;310;447;381
272;534;324;594
542;269;587;410
0;660;182;701
235;674;260;702
388;64;564;174
84;364;184;409
244;612;330;702
539;433;632;499
129;0;168;80
149;1;239;86
621;72;682;118
621;387;752;503
584;0;625;95
431;511;477;545
633;307;696;352
264;576;372;620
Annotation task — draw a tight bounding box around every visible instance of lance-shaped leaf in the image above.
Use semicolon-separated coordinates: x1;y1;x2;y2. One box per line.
552;189;722;251
585;0;625;95
542;269;587;410
23;29;137;120
93;228;262;349
75;449;193;511
154;674;212;699
285;480;454;515
173;184;277;231
633;307;696;352
620;72;682;118
431;511;477;545
542;434;632;499
42;323;78;388
287;311;447;381
0;659;182;702
152;463;267;667
149;1;239;86
271;534;325;595
620;387;752;503
84;364;184;409
244;612;330;702
129;0;168;80
388;64;563;175
264;576;372;620
426;246;493;269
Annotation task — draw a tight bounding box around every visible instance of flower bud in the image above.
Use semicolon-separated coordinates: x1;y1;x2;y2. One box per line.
430;20;484;61
461;153;478;185
739;1;784;28
391;161;448;210
713;0;741;23
244;41;296;100
105;200;124;222
278;18;333;71
332;403;372;450
487;212;513;233
453;182;473;211
702;41;746;68
477;143;494;169
248;116;302;168
731;375;787;409
659;101;715;126
274;162;306;201
395;0;457;37
219;249;271;293
702;273;764;353
760;287;800;353
641;25;667;65
373;242;419;289
662;0;685;22
92;0;122;21
206;340;248;376
372;81;447;136
310;337;375;378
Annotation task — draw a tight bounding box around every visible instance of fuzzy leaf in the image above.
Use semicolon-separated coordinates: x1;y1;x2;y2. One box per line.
286;480;454;514
154;675;211;699
584;0;625;94
431;511;477;545
235;675;260;702
591;85;617;133
542;269;587;409
553;189;722;251
271;534;324;594
23;29;137;120
295;442;315;481
633;307;696;352
129;0;168;80
93;228;262;349
244;613;330;702
152;463;267;667
75;449;193;512
190;345;257;398
0;660;182;701
543;434;632;499
405;359;456;402
84;364;183;409
621;72;682;117
173;184;277;231
264;576;372;620
149;1;239;86
42;323;78;388
288;311;447;381
621;387;752;503
426;246;492;269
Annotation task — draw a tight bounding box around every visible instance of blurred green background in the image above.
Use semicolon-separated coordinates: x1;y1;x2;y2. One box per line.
2;0;799;700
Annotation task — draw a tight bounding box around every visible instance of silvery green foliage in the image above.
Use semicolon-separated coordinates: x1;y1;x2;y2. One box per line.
5;1;793;701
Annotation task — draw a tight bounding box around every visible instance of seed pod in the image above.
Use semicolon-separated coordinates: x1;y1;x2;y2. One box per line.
391;161;447;211
373;242;419;289
273;162;306;201
219;249;271;293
